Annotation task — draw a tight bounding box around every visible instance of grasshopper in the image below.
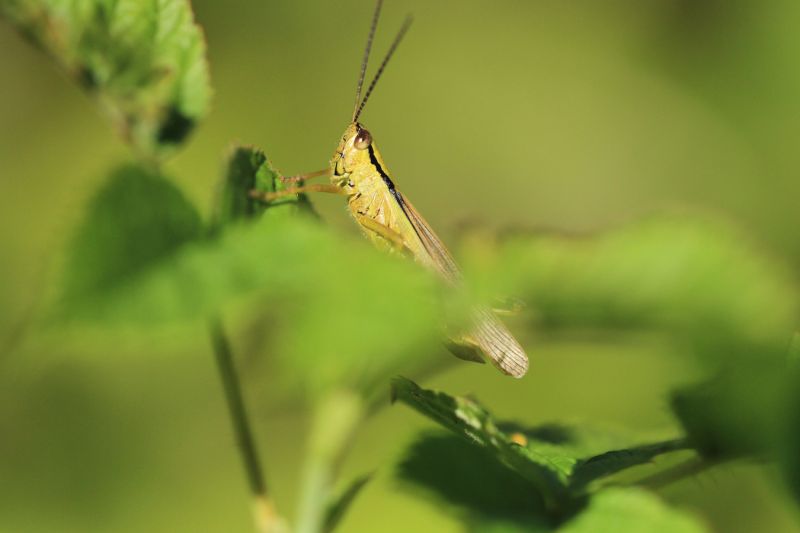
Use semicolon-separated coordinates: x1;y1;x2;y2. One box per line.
253;0;528;377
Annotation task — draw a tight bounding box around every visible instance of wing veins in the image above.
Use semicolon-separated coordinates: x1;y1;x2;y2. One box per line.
393;191;461;283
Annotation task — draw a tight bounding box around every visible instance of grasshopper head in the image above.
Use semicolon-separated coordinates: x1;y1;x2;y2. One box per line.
335;3;412;178
332;122;374;176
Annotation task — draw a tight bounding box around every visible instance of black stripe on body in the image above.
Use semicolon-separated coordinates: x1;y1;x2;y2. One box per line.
365;143;435;261
364;142;454;279
368;144;446;277
367;143;398;194
367;143;421;238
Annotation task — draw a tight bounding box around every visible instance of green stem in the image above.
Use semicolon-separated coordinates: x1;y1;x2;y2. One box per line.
209;317;282;532
296;390;363;533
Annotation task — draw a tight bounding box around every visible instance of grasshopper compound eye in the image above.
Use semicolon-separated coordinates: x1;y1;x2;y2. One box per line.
354;129;372;150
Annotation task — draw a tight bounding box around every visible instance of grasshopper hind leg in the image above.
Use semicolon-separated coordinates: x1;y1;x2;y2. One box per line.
444;340;487;365
354;213;409;254
448;308;529;378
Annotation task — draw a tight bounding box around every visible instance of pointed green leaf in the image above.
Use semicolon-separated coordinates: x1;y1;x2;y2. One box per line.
392;377;689;511
568;439;688;492
212;146;315;230
57;163;203;319
391;376;571;506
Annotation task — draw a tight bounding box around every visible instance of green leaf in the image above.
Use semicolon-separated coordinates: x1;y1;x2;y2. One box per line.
211;146;315;230
323;473;372;533
392;377;570;507
50;146;445;394
57;163;203;318
557;488;708;533
398;430;699;533
55;191;442;392
392;377;688;511
1;0;212;157
398;433;551;530
670;361;791;460
462;216;798;364
569;439;688;492
141;219;440;392
459;216;800;483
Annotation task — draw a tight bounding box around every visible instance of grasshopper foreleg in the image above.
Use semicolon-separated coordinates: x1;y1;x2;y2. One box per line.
279;169;331;184
249;184;346;202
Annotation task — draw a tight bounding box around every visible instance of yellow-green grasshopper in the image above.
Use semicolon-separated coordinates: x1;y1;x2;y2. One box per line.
253;0;528;377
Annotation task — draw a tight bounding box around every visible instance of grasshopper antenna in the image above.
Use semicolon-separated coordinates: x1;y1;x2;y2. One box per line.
354;14;413;123
353;0;384;122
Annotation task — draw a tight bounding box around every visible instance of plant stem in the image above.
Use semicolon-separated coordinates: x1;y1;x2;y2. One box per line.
296;390;363;533
209;317;282;533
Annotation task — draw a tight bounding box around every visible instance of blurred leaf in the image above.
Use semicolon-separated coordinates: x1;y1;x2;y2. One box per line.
557;488;708;533
460;216;800;489
398;432;551;530
670;361;790;460
56;206;442;393
1;0;211;157
670;338;800;502
467;520;549;533
462;216;798;364
211;145;315;230
780;362;800;505
323;473;372;533
58;163;202;318
50;146;444;394
392;377;688;511
466;488;710;533
789;332;800;364
783;333;800;503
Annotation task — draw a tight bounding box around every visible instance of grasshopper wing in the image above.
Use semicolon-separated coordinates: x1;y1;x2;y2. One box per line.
394;192;461;283
396;192;529;378
461;306;529;378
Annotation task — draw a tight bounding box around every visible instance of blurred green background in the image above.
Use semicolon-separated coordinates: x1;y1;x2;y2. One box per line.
1;0;799;531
